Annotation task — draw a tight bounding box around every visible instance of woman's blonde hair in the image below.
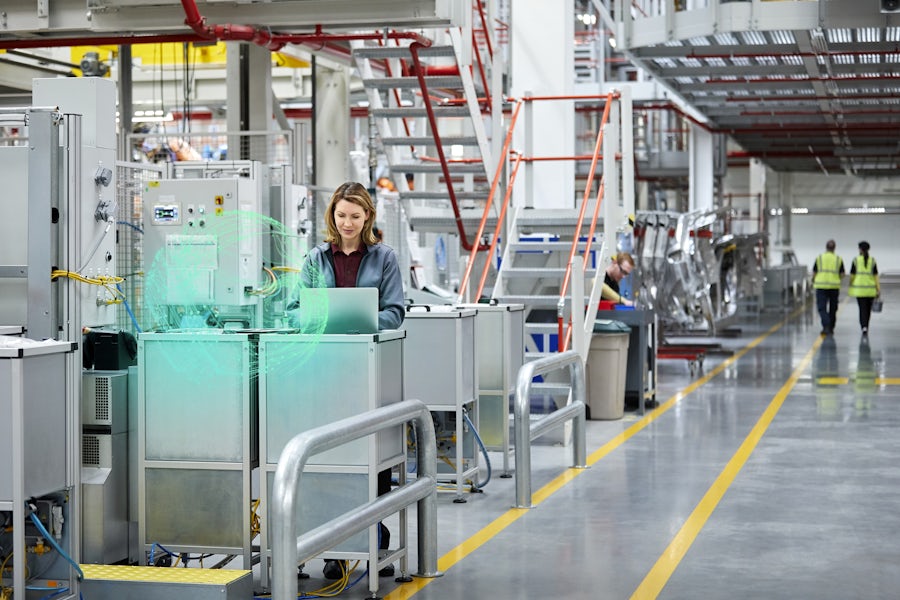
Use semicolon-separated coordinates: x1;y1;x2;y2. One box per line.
324;181;378;246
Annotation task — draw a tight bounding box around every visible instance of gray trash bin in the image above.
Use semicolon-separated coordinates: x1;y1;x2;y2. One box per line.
586;319;631;420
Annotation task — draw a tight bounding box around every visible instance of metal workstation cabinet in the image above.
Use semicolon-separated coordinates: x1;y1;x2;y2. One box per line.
456;302;524;475
257;330;406;593
137;332;258;569
403;306;479;500
0;339;79;599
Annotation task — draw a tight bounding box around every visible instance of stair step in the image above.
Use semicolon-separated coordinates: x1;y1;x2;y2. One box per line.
372;106;471;118
354;45;456;59
382;135;479;146
525;323;561;333
400;190;487;201
396;162;485;174
516;208;598;229
406;208;498;233
501;267;597;278
509;241;594;252
363;76;464;90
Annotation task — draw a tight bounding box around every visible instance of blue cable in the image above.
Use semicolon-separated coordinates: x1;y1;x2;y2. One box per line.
463;409;492;489
116;283;143;333
36;586;69;600
27;510;83;581
116;220;144;234
149;542;180;566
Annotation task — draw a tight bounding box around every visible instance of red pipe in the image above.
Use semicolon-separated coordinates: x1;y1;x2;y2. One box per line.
408;40;485;253
180;0;431;52
409;64;460;76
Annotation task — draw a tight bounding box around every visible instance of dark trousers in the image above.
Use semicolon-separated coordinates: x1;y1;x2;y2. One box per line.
377;469;392;549
816;288;840;332
857;297;874;330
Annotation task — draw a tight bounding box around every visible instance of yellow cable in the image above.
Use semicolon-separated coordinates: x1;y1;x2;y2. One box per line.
0;553;12;577
250;499;261;538
51;270;127;303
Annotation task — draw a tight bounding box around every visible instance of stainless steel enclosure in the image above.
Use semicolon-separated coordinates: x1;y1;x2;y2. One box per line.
456;303;524;475
403;307;479;498
0;340;78;599
257;331;406;590
137;332;257;567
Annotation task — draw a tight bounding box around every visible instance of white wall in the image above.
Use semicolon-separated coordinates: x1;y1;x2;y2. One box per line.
510;0;574;209
770;215;897;276
765;171;900;274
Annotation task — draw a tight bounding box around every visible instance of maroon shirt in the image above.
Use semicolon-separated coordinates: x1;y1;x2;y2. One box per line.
331;242;367;288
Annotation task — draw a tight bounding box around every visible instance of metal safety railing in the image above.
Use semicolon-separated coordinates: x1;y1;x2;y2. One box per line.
514;350;588;508
271;399;442;600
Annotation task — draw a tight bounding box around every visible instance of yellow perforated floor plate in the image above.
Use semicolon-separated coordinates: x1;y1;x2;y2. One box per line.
80;564;249;585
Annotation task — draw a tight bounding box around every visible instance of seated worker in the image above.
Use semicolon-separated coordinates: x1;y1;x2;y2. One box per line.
300;181;405;331
299;182;403;579
600;252;635;307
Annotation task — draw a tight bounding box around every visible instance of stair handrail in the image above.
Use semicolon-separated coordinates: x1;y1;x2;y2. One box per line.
474;151;524;300
471;0;494;108
557;92;617;351
456;99;524;302
562;174;608;353
409;41;489;252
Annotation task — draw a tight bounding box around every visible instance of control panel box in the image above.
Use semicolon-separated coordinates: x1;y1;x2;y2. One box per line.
142;177;266;307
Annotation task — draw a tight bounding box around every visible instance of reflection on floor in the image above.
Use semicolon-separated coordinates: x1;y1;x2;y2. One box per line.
293;283;900;600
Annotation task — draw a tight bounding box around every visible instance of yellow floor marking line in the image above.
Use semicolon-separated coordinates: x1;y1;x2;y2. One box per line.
383;306;805;600
817;377;900;386
629;335;824;600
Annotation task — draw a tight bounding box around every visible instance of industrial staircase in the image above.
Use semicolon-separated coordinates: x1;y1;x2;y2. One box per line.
491;207;603;359
351;26;495;246
352;11;633;421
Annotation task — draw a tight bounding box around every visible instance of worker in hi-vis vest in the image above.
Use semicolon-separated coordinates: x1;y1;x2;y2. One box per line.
848;240;880;336
812;239;845;336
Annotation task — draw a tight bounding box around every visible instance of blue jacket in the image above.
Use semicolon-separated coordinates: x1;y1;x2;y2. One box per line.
301;242;405;330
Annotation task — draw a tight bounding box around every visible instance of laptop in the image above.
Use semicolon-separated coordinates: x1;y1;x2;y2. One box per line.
292;287;379;334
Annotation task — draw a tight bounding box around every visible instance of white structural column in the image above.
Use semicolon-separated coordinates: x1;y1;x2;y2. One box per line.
777;171;793;248
688;124;714;212
749;158;766;235
226;42;274;162
314;66;350;193
510;0;574;209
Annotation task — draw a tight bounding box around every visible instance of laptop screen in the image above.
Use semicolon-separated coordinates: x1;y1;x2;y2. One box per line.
292;287;379;334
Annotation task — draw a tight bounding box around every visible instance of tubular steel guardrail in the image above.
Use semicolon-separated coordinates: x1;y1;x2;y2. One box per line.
271;399;442;600
514;350;588;508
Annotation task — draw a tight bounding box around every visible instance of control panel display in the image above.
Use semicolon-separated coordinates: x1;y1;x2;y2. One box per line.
152;203;181;225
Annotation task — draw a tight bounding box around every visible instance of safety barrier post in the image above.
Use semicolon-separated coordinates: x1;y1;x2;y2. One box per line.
514;350;587;508
271;399;441;600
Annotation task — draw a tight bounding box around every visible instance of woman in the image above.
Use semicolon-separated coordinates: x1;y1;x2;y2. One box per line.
300;181;405;331
848;240;880;336
300;181;403;580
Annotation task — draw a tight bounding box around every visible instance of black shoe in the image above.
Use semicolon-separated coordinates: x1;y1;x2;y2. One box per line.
862;327;868;335
323;559;346;580
378;564;395;577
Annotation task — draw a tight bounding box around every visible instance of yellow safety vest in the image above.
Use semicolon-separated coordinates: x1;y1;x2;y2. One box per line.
849;255;878;298
813;252;842;290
